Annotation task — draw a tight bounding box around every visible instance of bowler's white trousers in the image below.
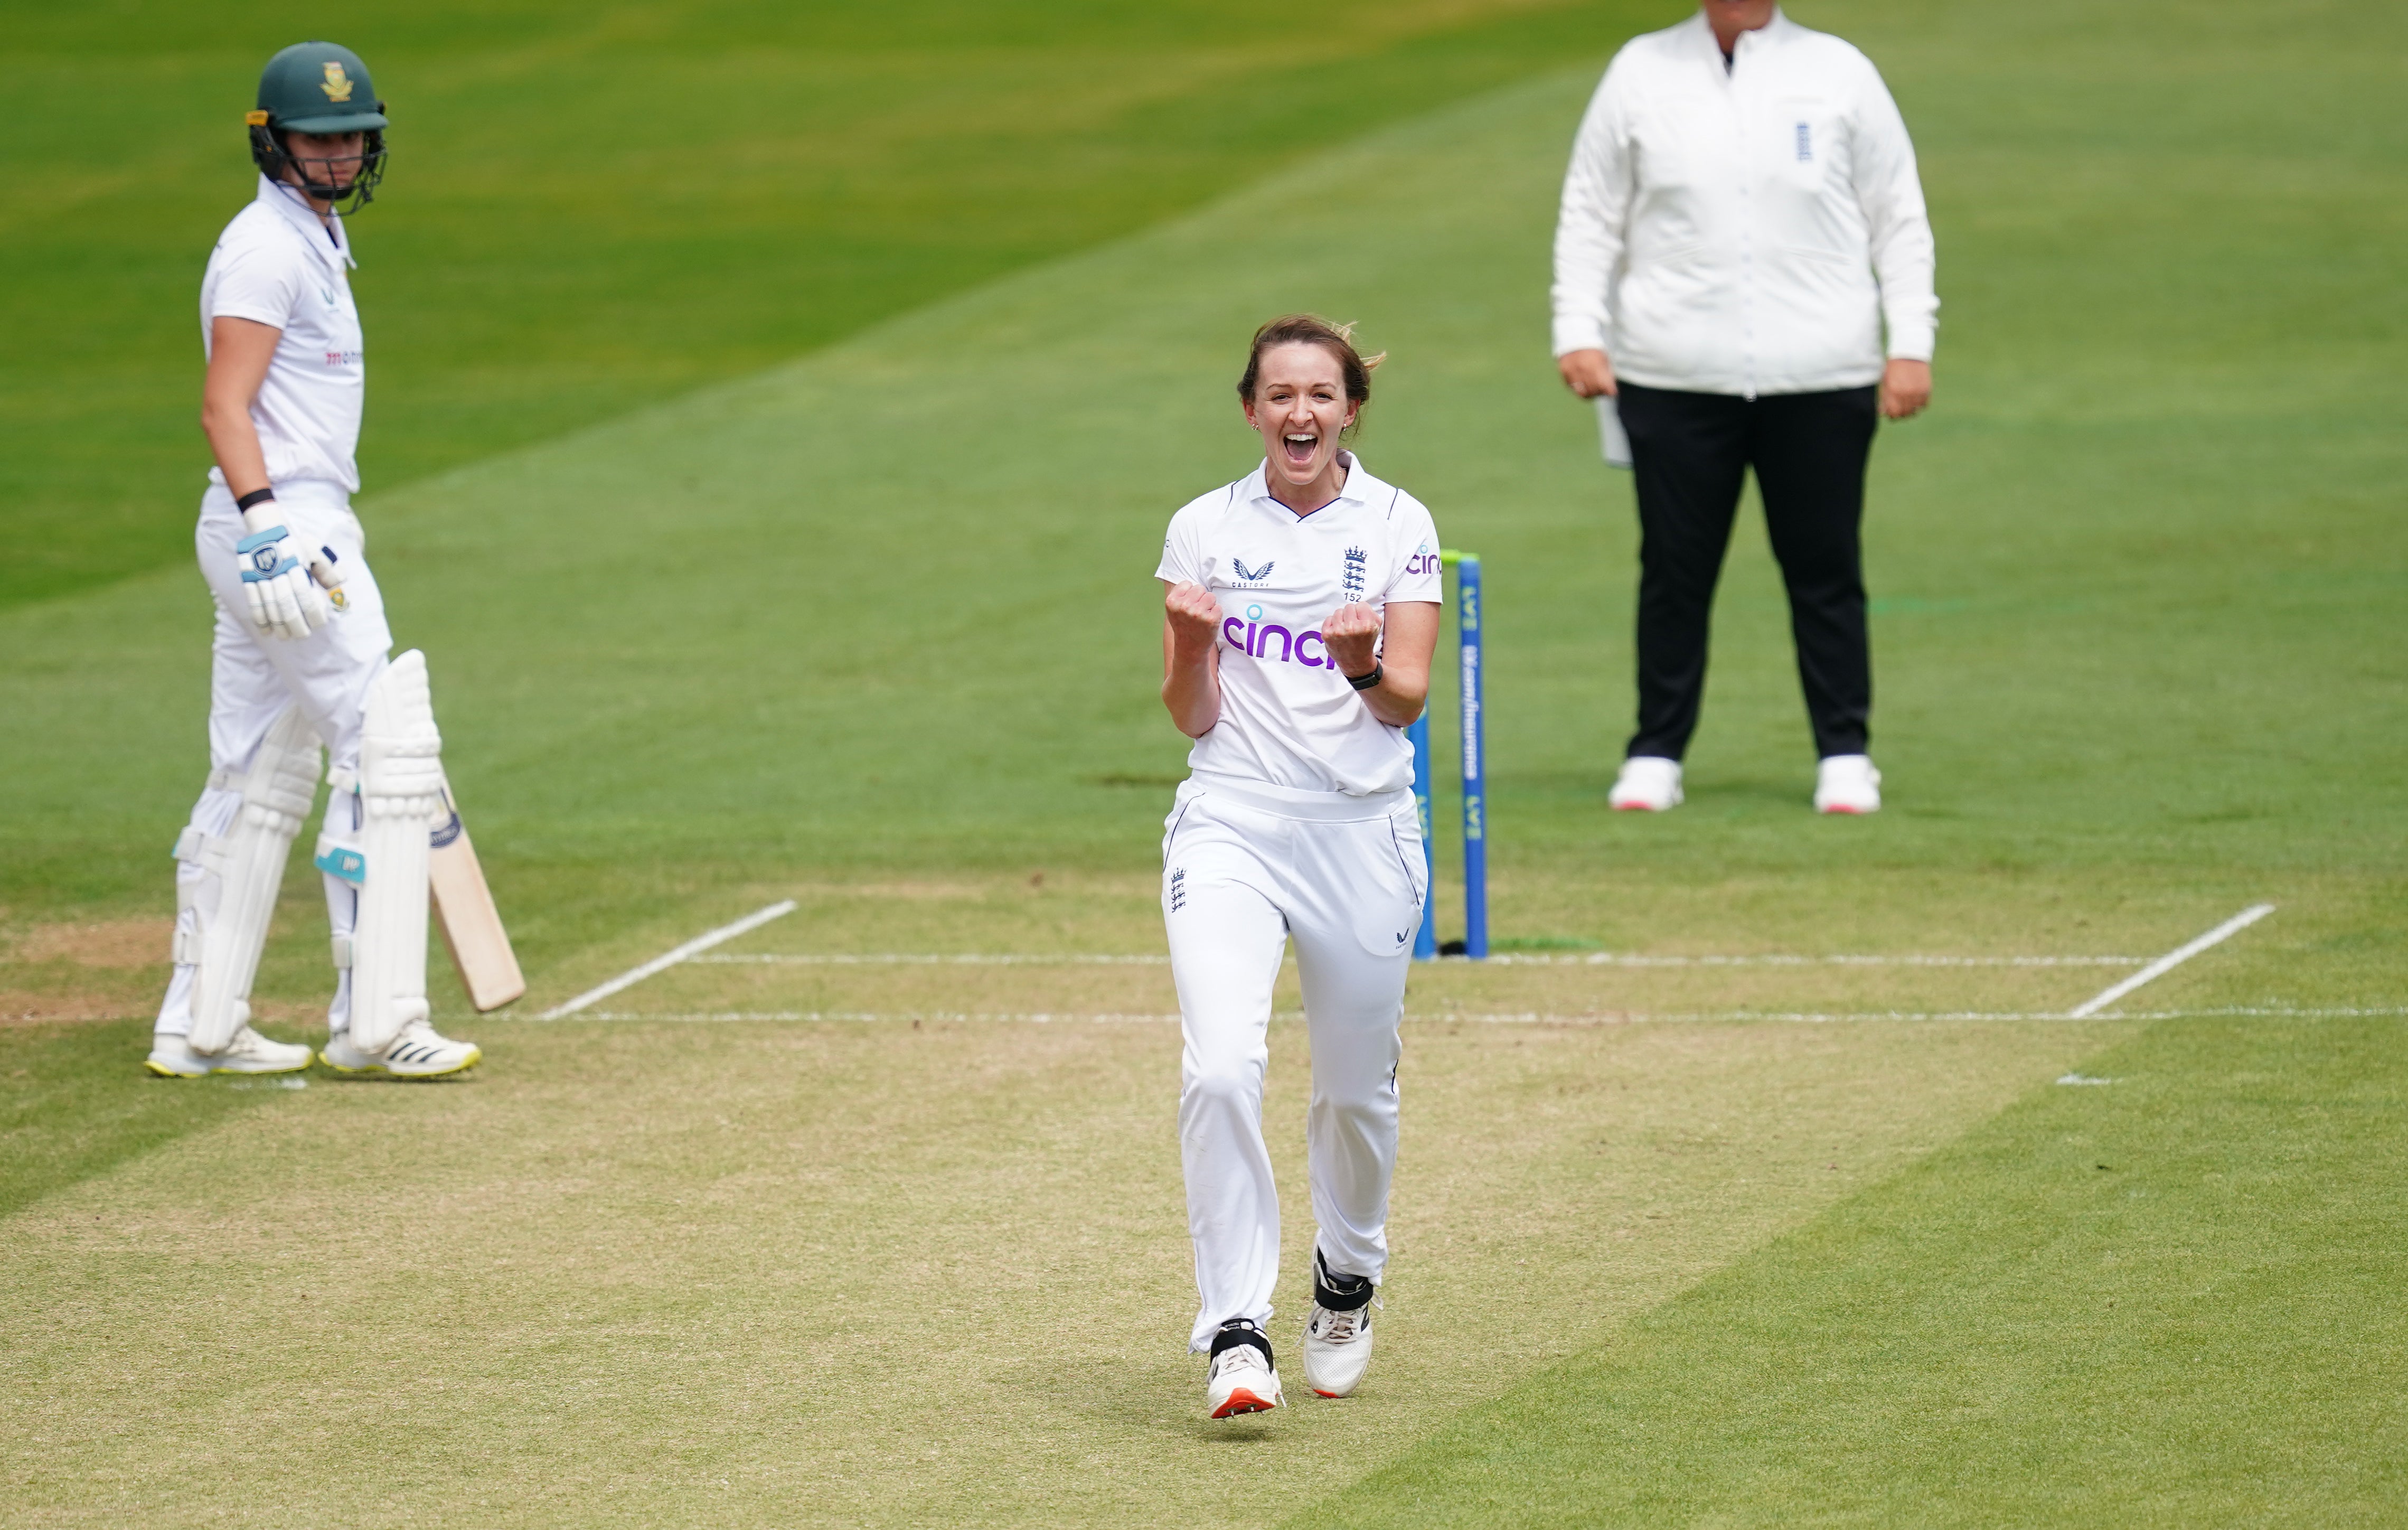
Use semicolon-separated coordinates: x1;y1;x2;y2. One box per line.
155;480;392;1039
1162;772;1426;1351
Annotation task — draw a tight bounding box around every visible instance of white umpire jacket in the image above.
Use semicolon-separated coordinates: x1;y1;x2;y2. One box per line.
1551;8;1936;397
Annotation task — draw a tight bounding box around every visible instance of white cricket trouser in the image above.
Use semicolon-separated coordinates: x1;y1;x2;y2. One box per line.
1162;772;1427;1351
155;480;392;1039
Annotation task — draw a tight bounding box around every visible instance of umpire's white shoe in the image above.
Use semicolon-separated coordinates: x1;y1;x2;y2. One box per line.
321;1020;483;1078
145;1026;314;1077
1302;1253;1377;1398
1205;1320;1284;1419
1814;755;1883;814
1609;755;1683;811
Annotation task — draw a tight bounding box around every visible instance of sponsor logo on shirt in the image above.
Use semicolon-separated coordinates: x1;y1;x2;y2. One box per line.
1222;603;1333;669
324;349;363;367
1231;557;1275;586
1405;541;1439;577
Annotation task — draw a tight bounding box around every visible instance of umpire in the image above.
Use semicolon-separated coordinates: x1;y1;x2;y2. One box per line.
1553;0;1935;814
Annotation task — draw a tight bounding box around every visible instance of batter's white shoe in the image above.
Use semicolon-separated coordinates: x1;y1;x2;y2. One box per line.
1302;1253;1377;1398
320;1019;483;1078
1206;1320;1284;1419
1814;755;1883;814
145;1026;314;1077
1609;756;1683;811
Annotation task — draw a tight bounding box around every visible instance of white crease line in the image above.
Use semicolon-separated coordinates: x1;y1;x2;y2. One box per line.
538;901;799;1019
2067;904;2276;1018
578;1011;1186;1024
698;953;1163;967
550;1004;2406;1026
690;951;2145;968
1482;953;2146;968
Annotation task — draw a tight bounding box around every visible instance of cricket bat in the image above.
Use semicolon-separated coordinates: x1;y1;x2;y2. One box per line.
429;774;526;1010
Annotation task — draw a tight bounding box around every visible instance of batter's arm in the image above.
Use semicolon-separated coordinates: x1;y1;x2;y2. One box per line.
202;316;280;499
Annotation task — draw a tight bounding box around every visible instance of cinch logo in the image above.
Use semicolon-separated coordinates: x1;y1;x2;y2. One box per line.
1405;542;1439;577
1222;603;1334;668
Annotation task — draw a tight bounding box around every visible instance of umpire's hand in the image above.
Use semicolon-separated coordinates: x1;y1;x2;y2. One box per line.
1558;349;1617;399
1879;359;1932;419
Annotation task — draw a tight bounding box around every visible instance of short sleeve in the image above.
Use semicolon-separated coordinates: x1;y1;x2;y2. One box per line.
207;231;303;330
1381;495;1443;604
1154;503;1206;586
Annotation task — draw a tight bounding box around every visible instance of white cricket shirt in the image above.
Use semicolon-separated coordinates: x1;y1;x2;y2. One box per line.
1551;8;1937;396
1156;452;1443;796
200;175;366;493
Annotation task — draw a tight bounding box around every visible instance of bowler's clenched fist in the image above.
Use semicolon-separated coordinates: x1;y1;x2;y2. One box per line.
1320;602;1381;680
1165;581;1224;657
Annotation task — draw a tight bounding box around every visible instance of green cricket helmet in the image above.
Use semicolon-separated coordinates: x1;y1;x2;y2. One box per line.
247;41;388;215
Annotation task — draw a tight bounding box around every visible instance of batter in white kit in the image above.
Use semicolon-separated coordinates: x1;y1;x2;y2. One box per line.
1155;315;1443;1418
147;41;479;1080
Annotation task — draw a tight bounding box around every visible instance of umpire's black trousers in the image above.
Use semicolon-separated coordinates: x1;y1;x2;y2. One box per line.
1615;381;1879;762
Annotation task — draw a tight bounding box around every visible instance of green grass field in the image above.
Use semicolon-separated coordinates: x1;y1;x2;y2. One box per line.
4;0;2405;1523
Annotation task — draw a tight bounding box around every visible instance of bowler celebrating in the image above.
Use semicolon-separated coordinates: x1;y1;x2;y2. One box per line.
147;42;480;1079
1156;316;1442;1418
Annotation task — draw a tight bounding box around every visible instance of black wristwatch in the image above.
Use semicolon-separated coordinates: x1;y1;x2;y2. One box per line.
1346;662;1383;691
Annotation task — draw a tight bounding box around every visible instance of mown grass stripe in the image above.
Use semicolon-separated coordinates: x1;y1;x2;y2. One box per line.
1291;1013;2408;1527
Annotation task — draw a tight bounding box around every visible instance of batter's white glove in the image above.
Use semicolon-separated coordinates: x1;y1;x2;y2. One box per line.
234;509;336;641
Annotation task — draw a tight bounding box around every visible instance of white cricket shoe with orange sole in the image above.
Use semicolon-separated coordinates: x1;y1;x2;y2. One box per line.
1609;756;1683;811
1814;755;1883;814
1206;1320;1284;1419
1302;1250;1377;1398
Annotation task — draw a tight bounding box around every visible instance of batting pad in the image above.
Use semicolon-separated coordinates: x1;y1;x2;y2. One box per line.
349;650;446;1055
184;705;324;1055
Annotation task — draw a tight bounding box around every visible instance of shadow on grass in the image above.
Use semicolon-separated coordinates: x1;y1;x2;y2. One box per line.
0;1018;307;1218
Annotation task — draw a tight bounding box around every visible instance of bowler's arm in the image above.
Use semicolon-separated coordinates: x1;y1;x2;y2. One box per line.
1161;580;1224;738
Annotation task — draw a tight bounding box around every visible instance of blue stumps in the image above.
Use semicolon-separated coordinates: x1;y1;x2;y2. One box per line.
1407;551;1488;961
1456;554;1488;960
1409;714;1438;959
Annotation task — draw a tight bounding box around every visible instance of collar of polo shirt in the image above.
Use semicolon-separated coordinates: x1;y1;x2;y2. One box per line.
1241;449;1369;517
256;173;358;271
1694;4;1796;64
